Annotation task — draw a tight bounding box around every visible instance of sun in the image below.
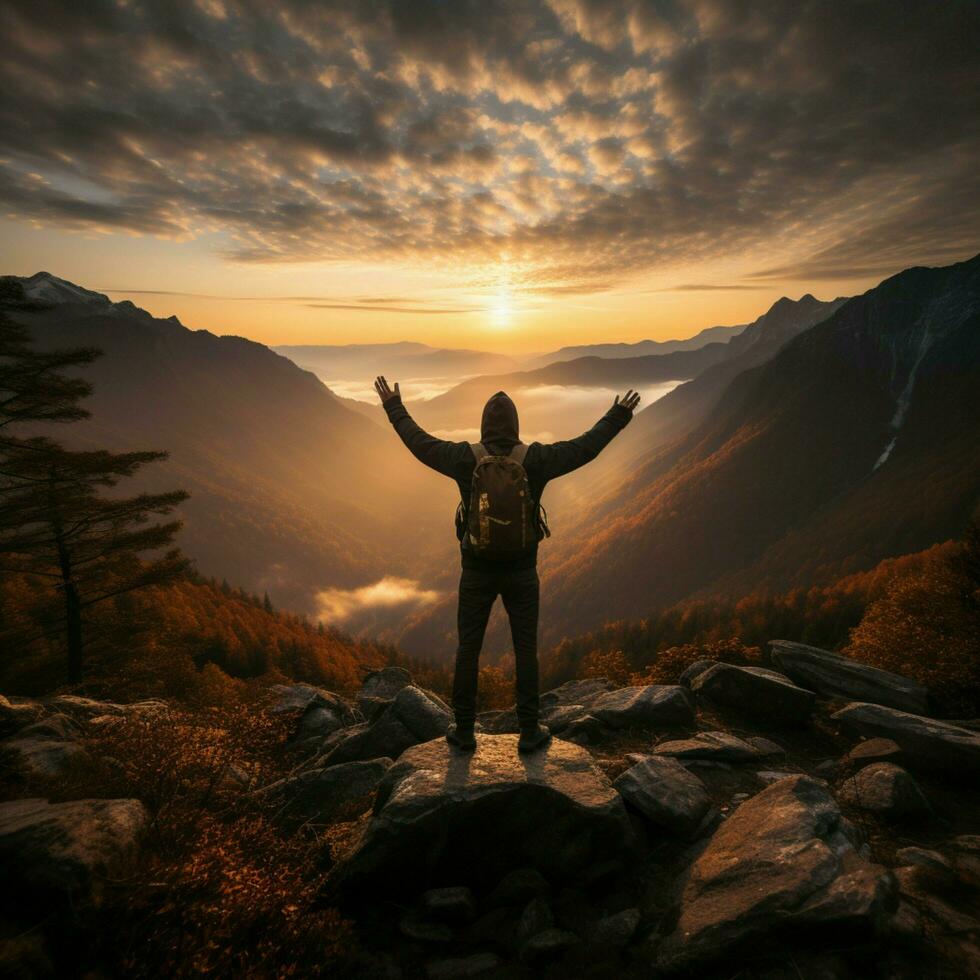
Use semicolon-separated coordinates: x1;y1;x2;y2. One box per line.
489;289;513;328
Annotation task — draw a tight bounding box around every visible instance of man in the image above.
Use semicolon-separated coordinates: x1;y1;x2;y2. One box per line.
375;377;639;753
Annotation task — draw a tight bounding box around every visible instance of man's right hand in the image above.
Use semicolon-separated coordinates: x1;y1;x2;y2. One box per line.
614;389;641;413
374;376;400;404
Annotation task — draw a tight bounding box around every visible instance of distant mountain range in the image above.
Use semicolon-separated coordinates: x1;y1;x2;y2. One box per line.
274;342;519;382
524;322;748;368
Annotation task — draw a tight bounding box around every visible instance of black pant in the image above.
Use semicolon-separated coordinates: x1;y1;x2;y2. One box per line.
452;566;540;731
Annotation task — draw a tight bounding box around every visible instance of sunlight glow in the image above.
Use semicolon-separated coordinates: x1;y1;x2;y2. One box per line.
489;289;513;329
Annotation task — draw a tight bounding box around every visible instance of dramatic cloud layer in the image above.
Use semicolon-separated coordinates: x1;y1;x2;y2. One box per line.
1;0;977;292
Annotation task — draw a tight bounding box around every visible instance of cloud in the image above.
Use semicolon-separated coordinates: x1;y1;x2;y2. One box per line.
0;0;977;289
316;576;441;627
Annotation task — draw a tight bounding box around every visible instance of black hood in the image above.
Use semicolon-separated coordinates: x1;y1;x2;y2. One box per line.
480;390;520;451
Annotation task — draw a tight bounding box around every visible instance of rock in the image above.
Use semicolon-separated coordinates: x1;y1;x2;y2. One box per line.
425;953;501;979
333;734;634;900
755;770;797;785
947;835;980;881
745;736;786;758
256;757;392;823
841;737;904;768
659;775;893;970
0;798;146;904
837;763;932;819
422;886;477;924
399;908;453;943
49;695;167;718
678;660;717;688
769;640;930;714
517;896;554;943
831;702;980;776
269;684;358;738
690;663;816;723
592;907;640;946
588;685;694;729
2;714;86;777
477;708;519;734
894;847;951;873
519;928;579;965
556;713;606;744
652;730;769;764
540;677;616;713
357;666;412;717
613;756;714;837
0;695;43;735
485;868;549;908
322;686;450;767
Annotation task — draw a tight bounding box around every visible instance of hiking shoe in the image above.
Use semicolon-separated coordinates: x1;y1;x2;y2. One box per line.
446;724;476;751
518;724;552;754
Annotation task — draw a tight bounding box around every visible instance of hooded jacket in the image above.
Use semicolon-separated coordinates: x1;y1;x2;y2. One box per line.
383;389;633;570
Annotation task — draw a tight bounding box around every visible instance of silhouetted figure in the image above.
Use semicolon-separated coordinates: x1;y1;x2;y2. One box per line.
376;377;639;752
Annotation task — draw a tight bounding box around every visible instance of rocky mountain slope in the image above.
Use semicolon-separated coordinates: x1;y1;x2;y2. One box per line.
3;640;978;977
539;254;980;639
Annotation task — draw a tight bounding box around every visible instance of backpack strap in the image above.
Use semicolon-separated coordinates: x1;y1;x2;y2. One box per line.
509;443;528;466
470;442;488;463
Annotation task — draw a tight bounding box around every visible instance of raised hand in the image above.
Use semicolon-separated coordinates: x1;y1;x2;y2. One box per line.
614;389;641;413
374;376;400;404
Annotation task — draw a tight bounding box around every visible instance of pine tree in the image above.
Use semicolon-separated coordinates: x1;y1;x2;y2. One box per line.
0;279;100;440
0;441;189;682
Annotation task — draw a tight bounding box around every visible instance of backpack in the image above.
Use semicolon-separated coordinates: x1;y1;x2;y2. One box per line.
463;443;546;558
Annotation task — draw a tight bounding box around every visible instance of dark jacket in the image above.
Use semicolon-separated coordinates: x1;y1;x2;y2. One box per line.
384;390;633;570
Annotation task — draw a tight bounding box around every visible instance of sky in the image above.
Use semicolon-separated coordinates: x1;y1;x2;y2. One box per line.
1;0;978;353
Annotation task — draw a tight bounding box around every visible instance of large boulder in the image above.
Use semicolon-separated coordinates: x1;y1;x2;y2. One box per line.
831;702;980;777
539;678;616;713
256;757;393;823
0;797;146;905
322;686;450;766
357;666;413;717
659;775;893;970
332;733;634;900
836;762;932;819
651;731;772;765
269;683;358;739
769;641;930;714
690;664;816;724
613;756;715;837
2;714;86;777
588;685;694;729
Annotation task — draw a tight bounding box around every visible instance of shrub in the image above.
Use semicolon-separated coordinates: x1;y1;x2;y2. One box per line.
630;638;762;685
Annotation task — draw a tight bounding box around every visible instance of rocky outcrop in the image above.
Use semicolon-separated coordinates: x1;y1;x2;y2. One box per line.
689;663;816;723
651;730;774;765
841;737;904;768
269;683;359;740
0;797;146;905
481;680;692;741
357;666;412;718
256;757;392;823
2;714;86;777
837;762;933;819
659;775;893;970
332;733;634;900
769;640;930;714
589;685;694;729
832;702;980;776
613;756;715;837
321;685;450;766
50;694;168;720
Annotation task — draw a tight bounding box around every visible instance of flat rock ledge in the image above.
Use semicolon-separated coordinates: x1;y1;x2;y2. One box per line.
832;702;980;777
331;734;634;902
769;640;930;714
